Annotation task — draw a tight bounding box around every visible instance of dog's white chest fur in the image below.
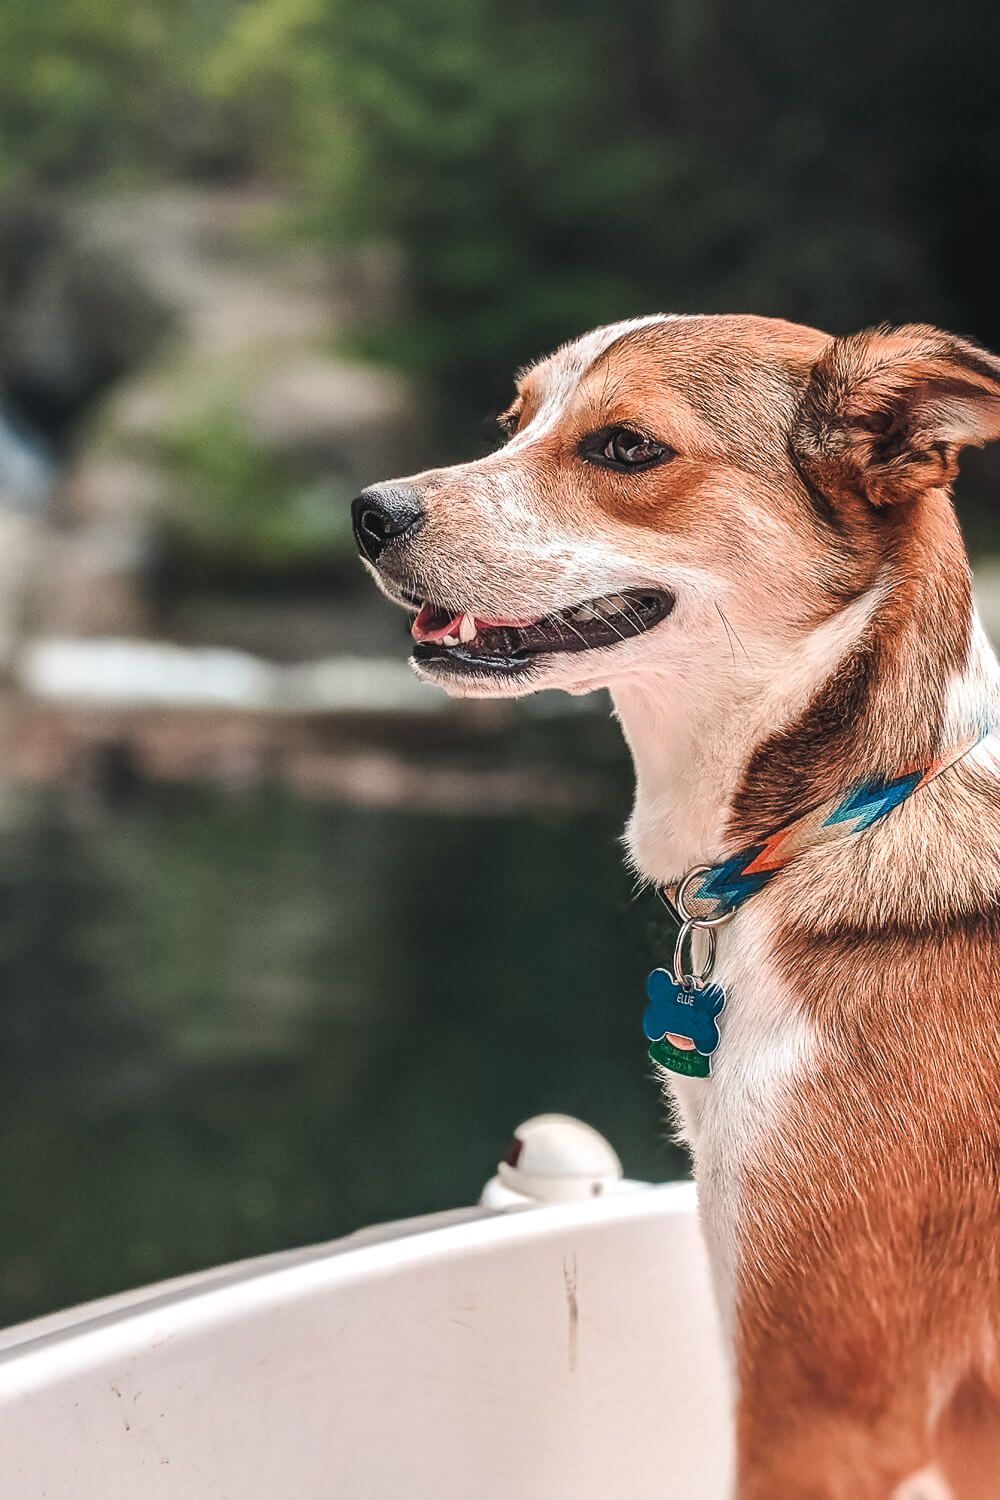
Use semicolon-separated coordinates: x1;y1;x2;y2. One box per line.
657;905;815;1334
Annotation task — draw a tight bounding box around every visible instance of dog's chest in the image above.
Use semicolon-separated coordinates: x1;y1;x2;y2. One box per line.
657;908;815;1328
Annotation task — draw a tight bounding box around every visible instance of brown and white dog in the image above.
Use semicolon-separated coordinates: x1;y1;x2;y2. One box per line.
351;314;1000;1498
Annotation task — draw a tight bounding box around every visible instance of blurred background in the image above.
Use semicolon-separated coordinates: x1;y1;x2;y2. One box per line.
0;0;997;1327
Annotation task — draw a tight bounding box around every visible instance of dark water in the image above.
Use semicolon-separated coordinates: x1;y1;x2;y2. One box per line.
0;771;687;1328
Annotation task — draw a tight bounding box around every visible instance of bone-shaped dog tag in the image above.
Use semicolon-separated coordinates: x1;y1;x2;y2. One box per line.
643;967;726;1079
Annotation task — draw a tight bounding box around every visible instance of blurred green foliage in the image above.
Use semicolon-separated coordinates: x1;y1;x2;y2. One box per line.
203;0;951;428
3;0;1000;462
0;1;221;182
158;403;355;586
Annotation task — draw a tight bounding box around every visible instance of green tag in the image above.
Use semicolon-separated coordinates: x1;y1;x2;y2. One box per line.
648;1037;711;1078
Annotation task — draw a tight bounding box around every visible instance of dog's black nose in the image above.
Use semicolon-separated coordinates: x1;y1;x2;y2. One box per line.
352;484;424;564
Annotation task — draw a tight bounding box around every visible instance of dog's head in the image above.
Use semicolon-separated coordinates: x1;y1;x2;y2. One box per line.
352;314;1000;701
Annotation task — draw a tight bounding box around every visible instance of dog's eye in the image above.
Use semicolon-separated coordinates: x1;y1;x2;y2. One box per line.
585;427;673;470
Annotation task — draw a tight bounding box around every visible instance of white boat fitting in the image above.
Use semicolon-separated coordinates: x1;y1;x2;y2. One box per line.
0;1116;732;1499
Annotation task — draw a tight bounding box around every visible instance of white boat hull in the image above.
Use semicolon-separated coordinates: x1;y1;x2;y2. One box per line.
0;1182;731;1498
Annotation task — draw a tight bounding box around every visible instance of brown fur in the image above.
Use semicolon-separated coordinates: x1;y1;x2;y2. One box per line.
795;326;1000;510
358;313;1000;1496
715;327;1000;1496
731;492;974;840
736;904;1000;1498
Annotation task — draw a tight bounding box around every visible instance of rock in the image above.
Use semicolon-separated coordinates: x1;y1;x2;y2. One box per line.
0;185;427;657
245;353;425;482
0;196;171;444
62;453;171;527
39;520;153;639
72;187;334;358
55;188;427;589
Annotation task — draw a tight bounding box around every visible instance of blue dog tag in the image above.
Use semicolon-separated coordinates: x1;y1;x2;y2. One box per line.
643;968;726;1060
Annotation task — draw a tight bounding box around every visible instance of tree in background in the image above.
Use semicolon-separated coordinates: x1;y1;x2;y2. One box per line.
3;0;1000;492
0;0;251;184
208;0;1000;445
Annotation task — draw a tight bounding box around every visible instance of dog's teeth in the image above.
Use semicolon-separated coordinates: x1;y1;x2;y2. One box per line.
458;612;477;643
441;633;460;647
572;606;595;622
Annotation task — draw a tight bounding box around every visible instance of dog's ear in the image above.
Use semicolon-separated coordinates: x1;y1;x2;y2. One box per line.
793;324;1000;508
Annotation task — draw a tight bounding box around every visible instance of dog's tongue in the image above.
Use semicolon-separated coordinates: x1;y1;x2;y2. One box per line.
411;603;534;642
412;603;465;643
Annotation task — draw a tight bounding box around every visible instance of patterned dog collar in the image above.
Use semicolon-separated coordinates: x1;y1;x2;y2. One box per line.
645;726;991;1079
663;726;991;923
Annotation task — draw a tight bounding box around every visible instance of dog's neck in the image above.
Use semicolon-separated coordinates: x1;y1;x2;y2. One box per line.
612;496;998;891
611;584;881;885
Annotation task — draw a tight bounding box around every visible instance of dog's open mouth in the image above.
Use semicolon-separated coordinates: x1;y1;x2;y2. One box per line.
410;588;675;674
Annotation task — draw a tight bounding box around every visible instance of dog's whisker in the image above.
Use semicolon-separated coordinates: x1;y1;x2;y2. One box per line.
602;615;630;645
613;593;648;635
601;600;634;644
555;614;595;651
715;601;751;667
715;601;737;668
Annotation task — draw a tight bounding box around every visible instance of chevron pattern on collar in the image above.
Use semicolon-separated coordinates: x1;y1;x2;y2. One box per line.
670;727;992;923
